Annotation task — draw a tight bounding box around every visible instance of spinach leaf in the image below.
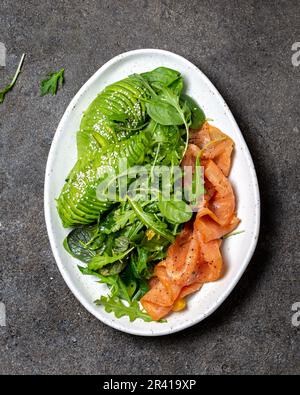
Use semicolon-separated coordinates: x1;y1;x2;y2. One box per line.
141;67;181;91
127;196;174;243
112;235;130;254
63;226;105;263
130;247;149;279
132;279;150;301
146;99;184;125
181;94;205;129
95;296;153;322
168;77;184;96
158;199;193;224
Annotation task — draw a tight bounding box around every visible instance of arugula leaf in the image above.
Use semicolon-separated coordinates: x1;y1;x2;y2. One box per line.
88;247;134;270
95;295;153;322
141;67;181;91
146;98;183;125
158;199;193;224
0;53;26;104
40;68;64;96
127;196;174;243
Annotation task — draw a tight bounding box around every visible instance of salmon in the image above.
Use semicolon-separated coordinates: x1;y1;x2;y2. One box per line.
190;122;234;176
205;160;235;226
140;122;240;320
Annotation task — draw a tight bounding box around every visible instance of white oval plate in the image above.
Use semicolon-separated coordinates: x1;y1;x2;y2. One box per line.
44;49;260;336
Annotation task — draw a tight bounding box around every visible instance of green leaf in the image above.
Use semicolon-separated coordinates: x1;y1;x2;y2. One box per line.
181;94;205;129
141;67;181;91
112;235;129;254
127;196;174;243
78;265;116;282
98;260;127;276
100;205;136;234
0;53;26;104
132;279;150;301
40;68;65;96
95;296;153;322
146;99;184;125
88;247;134;270
63;225;105;263
168;77;184;96
158;199;193;224
130;247;149;279
159;87;190;158
79;266;130;301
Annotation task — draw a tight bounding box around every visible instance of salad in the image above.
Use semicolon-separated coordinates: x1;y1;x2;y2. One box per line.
57;67;239;322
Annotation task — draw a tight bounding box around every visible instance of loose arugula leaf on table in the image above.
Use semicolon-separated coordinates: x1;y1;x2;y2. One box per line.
95;296;153;322
40;68;64;96
158;198;193;224
0;53;26;104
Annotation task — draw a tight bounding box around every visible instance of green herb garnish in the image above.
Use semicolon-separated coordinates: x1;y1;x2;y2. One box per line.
95;296;153;322
0;53;26;104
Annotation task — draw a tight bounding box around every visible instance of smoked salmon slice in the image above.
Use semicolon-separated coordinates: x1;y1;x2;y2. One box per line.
140;122;240;320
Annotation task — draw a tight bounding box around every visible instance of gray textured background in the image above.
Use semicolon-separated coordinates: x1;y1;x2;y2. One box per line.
0;0;299;375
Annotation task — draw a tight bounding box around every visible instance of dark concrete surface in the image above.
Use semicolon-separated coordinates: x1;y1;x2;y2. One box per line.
0;0;299;375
